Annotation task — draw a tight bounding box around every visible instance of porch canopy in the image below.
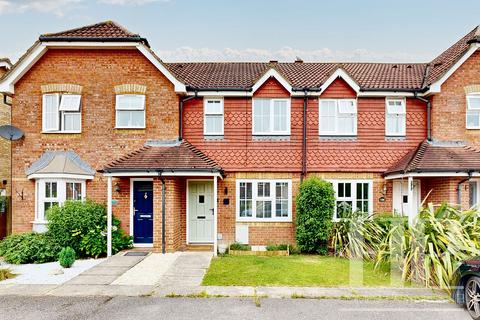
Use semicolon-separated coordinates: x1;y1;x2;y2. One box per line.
100;140;224;256
384;139;480;224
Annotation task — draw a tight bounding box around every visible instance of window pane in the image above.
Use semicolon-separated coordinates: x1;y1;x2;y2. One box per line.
59;95;81;111
337;201;352;218
344;183;351;197
256;200;272;218
338;114;355;134
205;100;223;114
338;100;356;114
253;99;270;133
257;182;270;197
205;115;223;134
273;100;288;132
470;182;478;208
338;183;344;197
239;182;253;217
319;101;336;133
387;100;406;114
116;95;145;110
63;113;81;131
44;94;59;131
467;112;480;128
117;110;145;128
468;96;480;110
66;183;73;200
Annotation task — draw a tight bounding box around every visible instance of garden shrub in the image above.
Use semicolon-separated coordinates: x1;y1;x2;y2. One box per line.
0;268;15;281
47;200;132;257
296;177;335;254
373;215;408;232
266;244;288;251
229;243;251;251
58;247;76;268
0;232;60;264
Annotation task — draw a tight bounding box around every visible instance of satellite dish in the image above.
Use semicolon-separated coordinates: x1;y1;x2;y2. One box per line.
0;125;24;141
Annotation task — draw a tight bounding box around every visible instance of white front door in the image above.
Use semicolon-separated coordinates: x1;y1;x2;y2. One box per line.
188;180;214;243
393;180;420;216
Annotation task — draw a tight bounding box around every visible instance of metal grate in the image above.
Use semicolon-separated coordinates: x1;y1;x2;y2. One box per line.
124;252;149;257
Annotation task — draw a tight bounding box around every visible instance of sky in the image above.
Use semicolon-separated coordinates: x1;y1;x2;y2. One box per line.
0;0;479;63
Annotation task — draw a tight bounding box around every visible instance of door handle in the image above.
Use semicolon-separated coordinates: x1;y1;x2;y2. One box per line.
197;216;206;219
210;208;214;215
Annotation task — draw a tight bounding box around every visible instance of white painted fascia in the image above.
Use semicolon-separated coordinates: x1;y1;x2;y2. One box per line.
251;68;292;94
186;89;418;98
357;91;416;97
0;41;187;94
384;171;480;180
0;43;48;94
320;68;360;94
427;43;479;94
27;173;95;180
102;171;223;178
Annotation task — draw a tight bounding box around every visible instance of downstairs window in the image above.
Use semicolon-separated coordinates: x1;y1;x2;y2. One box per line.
329;180;373;220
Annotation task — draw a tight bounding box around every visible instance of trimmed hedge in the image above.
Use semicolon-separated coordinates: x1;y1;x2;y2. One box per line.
296;177;335;254
0;232;60;264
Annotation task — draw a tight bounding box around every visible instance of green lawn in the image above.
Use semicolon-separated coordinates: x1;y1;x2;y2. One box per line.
202;255;413;287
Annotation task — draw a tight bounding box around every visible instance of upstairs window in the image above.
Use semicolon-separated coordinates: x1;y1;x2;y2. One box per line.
204;98;224;135
385;98;406;136
237;179;292;222
467;93;480;129
42;93;81;133
115;94;146;129
319;99;357;136
252;98;290;135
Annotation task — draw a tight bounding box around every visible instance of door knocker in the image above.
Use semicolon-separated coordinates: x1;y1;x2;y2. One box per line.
144;192;148;200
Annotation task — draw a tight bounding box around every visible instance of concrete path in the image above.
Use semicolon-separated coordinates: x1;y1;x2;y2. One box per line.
154;252;213;296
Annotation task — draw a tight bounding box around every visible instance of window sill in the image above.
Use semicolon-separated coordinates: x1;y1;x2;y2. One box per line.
115;127;146;130
252;135;290;142
236;217;292;223
319;135;357;141
385;135;406;141
204;135;224;141
42;131;81;134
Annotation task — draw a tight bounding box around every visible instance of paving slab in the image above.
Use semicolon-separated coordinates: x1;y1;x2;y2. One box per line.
256;286;354;299
66;275;120;285
154;285;206;297
353;287;446;297
80;266;130;276
202;286;256;297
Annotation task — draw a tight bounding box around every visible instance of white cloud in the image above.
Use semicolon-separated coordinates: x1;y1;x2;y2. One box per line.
98;0;165;5
0;0;84;17
157;46;432;63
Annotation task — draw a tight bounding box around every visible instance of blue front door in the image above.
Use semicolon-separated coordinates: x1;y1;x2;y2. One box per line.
133;181;153;244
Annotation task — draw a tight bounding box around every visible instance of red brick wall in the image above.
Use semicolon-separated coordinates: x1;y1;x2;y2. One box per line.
431;50;480;143
420;177;470;209
183;78;427;172
11;48;179;233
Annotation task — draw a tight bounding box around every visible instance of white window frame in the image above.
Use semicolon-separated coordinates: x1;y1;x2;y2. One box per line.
42;93;82;133
252;98;291;135
236;179;292;222
203;98;224;135
469;179;480;208
115;94;146;129
385;98;406;136
35;178;86;223
319;99;357;136
327;179;373;221
466;93;480;129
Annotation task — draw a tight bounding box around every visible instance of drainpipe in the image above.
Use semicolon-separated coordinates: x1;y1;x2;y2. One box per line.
414;93;432;141
179;91;197;141
158;171;167;254
301;89;308;182
457;171;473;208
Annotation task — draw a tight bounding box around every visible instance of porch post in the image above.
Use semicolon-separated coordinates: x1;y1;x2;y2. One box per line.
407;176;414;226
213;175;218;256
107;176;113;257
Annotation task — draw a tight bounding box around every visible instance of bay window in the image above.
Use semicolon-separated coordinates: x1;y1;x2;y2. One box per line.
252;98;290;135
115;94;146;128
319;99;357;136
329;180;373;220
36;179;86;224
204;98;224;135
42;93;82;133
385;98;406;136
237;179;292;221
466;93;480;129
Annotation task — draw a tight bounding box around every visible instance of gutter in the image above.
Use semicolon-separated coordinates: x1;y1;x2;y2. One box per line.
158;171;167;254
301;89;308;182
179;91;197;140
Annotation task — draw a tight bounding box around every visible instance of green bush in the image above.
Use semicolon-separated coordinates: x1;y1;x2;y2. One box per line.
373;215;408;232
47;201;132;257
266;244;289;251
58;247;76;268
0;232;60;264
296;177;335;254
0;268;15;281
229;243;251;251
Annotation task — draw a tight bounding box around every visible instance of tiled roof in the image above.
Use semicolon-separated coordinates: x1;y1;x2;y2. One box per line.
426;26;480;86
384;140;480;175
39;21;146;43
103;140;222;173
166;62;427;90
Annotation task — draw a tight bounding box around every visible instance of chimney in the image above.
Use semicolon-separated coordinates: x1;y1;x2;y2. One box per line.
295;57;303;63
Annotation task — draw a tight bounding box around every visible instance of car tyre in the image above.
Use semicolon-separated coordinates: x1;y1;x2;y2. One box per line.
466;276;480;320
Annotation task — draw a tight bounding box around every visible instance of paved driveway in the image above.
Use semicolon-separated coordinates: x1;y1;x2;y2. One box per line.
0;296;470;320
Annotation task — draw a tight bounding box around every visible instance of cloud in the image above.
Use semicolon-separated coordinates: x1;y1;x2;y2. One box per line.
98;0;166;5
157;46;432;63
0;0;84;16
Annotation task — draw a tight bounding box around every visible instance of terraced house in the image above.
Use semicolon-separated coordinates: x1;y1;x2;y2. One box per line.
1;21;480;254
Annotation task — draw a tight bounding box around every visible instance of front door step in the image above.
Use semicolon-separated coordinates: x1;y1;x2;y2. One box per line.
185;244;213;252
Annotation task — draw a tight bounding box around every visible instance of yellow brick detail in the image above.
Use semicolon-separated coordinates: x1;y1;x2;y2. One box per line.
114;84;147;95
464;84;480;94
41;84;83;94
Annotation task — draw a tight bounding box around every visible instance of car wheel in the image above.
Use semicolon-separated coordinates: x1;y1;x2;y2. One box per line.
466;276;480;320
